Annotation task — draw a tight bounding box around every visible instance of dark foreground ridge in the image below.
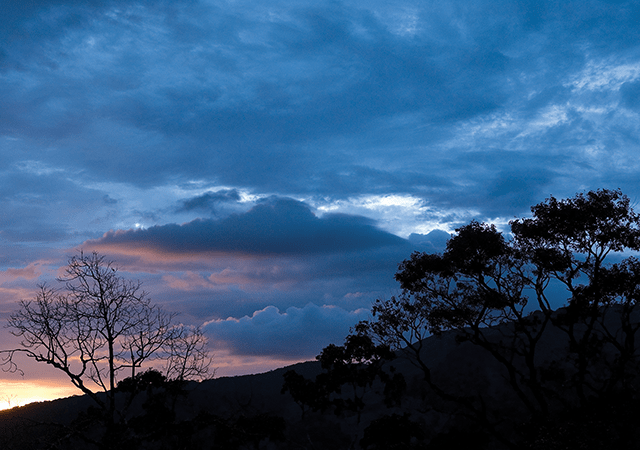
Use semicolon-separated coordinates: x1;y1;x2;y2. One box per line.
1;306;639;450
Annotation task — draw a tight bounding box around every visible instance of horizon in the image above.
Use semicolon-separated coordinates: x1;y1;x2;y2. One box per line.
2;0;640;407
0;357;307;411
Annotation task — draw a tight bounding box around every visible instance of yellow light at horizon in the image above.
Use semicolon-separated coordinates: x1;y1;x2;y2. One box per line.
0;380;78;411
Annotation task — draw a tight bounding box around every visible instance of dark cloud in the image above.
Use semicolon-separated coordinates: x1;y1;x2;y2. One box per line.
126;235;416;323
177;189;241;214
1;0;638;219
90;197;405;255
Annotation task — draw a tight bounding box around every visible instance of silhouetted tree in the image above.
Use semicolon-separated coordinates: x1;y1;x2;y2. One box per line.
511;188;640;403
282;333;404;423
357;189;640;446
163;324;214;381
0;251;213;429
360;221;553;422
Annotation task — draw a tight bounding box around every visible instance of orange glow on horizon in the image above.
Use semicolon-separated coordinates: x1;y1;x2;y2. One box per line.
0;380;78;411
0;352;312;411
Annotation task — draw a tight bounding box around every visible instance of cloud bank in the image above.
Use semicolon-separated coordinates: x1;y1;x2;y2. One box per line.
205;303;371;358
89;198;405;255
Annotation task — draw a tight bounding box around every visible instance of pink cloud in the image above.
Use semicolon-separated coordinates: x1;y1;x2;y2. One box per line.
162;271;219;291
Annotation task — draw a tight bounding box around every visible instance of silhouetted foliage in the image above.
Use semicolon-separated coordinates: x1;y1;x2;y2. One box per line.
116;369;168;393
426;424;490;450
281;369;328;417
520;392;640;450
511;189;640;405
282;332;405;423
356;189;640;446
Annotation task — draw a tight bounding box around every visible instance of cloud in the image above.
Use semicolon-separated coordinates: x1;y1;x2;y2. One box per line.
2;264;42;281
204;303;370;358
2;0;640;226
408;230;450;253
176;189;242;214
77;197;413;330
88;197;405;255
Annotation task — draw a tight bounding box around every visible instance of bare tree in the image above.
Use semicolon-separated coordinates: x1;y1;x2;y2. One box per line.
163;324;214;381
0;251;213;423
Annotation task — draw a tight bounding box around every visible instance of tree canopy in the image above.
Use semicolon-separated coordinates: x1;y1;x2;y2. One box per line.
355;188;640;445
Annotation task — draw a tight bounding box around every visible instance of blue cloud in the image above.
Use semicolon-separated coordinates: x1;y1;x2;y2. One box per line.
176;189;242;214
2;0;639;221
204;303;371;358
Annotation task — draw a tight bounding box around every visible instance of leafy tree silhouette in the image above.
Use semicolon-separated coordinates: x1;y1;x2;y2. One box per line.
355;189;640;447
282;332;405;424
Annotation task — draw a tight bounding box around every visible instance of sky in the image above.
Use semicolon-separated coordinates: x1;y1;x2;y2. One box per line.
1;0;640;407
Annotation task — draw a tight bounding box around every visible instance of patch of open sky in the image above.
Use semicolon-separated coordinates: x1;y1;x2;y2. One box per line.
314;194;480;237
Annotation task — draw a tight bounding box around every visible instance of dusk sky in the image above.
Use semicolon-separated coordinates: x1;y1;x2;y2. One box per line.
2;0;640;407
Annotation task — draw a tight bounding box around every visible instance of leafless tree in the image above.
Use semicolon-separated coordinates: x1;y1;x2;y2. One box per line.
0;251;213;422
163;324;214;381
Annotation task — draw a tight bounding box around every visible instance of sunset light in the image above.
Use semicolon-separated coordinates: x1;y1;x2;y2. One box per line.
0;381;78;411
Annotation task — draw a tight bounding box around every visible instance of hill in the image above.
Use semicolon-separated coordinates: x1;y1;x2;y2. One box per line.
2;306;640;449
